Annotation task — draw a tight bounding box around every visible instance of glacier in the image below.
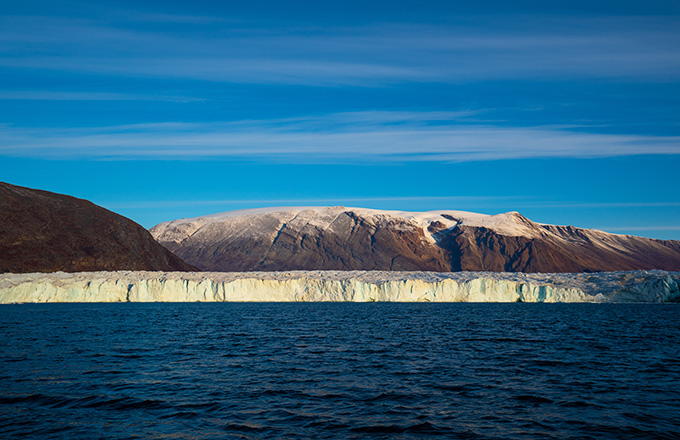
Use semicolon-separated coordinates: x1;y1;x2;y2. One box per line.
1;270;679;303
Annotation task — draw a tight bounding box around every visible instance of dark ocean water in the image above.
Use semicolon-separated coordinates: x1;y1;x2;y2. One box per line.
1;303;679;440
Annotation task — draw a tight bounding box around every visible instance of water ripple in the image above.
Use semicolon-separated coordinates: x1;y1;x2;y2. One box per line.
1;303;679;439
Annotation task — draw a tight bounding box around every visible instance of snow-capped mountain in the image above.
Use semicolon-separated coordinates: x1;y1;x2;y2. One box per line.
150;206;680;273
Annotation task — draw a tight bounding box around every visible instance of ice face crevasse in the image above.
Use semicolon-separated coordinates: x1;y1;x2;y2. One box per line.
1;270;678;303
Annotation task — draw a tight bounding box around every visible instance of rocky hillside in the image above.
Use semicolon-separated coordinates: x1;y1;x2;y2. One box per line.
0;182;196;273
150;206;680;273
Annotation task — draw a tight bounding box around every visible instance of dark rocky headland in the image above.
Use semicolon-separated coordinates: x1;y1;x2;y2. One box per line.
0;182;196;273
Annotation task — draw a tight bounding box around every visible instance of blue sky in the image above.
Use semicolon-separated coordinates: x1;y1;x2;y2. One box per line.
1;1;679;239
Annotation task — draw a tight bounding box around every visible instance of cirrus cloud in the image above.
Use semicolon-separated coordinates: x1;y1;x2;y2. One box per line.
1;111;678;161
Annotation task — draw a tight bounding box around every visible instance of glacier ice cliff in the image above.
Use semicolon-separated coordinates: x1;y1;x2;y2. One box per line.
1;270;679;303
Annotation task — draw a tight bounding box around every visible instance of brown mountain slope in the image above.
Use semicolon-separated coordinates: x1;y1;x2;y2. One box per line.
441;221;680;273
151;207;680;273
0;182;196;273
155;208;449;272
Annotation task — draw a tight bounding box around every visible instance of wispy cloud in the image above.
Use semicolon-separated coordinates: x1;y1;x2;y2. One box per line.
0;91;203;102
0;15;678;85
595;226;680;232
112;11;238;25
1;111;679;161
519;202;680;209
105;195;519;210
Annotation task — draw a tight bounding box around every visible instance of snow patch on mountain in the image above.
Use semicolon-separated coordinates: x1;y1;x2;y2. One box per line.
151;206;543;246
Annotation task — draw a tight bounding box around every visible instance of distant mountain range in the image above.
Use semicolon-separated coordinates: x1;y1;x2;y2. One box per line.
3;182;679;274
151;206;680;273
0;182;196;273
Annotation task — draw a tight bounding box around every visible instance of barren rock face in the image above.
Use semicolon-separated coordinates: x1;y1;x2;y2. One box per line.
151;207;680;273
0;182;196;273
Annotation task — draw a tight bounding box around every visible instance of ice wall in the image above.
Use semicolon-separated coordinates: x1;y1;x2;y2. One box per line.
1;270;679;303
